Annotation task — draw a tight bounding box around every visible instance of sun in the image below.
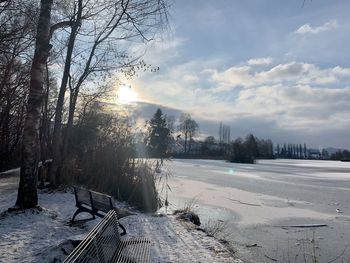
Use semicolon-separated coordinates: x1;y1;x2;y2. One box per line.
117;84;138;104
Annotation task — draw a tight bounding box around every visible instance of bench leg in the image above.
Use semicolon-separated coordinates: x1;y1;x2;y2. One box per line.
71;208;95;223
119;223;127;236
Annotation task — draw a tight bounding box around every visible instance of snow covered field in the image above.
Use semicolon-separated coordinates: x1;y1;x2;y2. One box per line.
164;159;350;263
0;171;241;263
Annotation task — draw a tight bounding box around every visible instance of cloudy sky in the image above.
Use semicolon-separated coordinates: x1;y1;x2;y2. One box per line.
126;0;350;149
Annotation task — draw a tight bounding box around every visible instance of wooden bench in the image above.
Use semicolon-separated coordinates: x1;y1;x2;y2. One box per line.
72;186;133;236
64;210;151;263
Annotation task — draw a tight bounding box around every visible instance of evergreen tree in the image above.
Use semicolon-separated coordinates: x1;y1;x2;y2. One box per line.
245;134;259;162
146;108;171;157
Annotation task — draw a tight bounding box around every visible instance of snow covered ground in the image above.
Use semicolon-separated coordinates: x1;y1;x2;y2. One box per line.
0;172;242;263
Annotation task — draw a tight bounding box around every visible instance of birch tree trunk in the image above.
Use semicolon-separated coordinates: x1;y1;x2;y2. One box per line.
15;0;53;208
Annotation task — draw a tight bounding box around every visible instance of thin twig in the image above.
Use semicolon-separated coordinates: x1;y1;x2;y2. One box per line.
227;198;261;207
274;224;327;228
264;254;277;261
302;0;312;8
327;245;349;263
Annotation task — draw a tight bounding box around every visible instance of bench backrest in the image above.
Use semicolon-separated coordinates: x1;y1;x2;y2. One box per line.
90;190;114;213
74;187;115;213
64;210;121;263
74;187;91;206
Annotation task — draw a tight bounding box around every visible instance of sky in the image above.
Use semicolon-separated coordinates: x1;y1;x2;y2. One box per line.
123;0;350;149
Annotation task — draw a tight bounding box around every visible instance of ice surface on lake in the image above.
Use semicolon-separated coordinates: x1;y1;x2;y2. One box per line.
165;158;350;262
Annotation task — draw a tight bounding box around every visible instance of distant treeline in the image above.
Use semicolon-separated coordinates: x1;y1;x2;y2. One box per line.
172;134;274;164
275;143;350;161
229;134;274;163
330;150;350;161
276;143;307;159
144;112;275;164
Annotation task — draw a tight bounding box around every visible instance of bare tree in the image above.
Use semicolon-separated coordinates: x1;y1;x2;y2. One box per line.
14;0;78;207
0;1;37;171
39;63;58;165
76;83;111;126
178;113;199;153
49;0;169;187
49;0;83;187
219;122;230;144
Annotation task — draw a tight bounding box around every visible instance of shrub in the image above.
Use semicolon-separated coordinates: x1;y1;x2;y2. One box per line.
60;106;162;212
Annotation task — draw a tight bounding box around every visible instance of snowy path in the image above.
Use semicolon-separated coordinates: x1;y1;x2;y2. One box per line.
0;172;242;263
125;215;238;262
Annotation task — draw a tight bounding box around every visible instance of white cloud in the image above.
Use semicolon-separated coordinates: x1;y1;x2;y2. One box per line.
210;66;253;91
332;66;350;76
130;36;187;67
198;60;350;135
247;57;272;66
294;20;338;35
132;55;350;147
230;83;350;129
183;74;199;82
209;62;350;92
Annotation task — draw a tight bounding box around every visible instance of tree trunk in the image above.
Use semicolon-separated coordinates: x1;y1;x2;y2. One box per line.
62;89;78;162
49;0;82;188
38;62;50;188
40;62;50;160
16;0;53;209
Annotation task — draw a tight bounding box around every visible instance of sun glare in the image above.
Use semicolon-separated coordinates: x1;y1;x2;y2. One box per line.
117;85;138;104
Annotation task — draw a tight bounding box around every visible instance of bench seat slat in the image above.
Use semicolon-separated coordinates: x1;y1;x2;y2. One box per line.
114;238;151;263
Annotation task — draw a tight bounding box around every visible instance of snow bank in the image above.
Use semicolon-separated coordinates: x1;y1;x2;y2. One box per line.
0;189;96;262
0;179;242;262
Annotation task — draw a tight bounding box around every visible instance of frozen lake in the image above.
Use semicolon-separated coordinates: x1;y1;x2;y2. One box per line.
164;159;350;263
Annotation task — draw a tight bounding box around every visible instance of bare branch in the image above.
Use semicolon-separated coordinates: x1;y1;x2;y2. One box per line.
49;20;75;39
